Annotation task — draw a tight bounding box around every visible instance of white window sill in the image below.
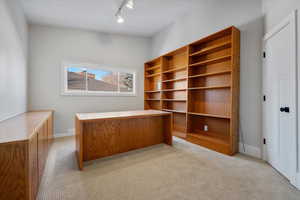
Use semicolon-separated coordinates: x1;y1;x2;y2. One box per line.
61;91;137;97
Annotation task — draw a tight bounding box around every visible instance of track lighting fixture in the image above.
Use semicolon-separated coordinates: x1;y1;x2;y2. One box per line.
115;0;135;23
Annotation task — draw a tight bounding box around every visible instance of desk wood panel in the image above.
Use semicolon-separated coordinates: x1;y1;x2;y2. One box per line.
76;110;172;170
0;141;27;200
83;117;165;161
37;123;47;183
75;117;83;170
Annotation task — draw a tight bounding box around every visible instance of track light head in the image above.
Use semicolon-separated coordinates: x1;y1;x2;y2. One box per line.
126;0;134;9
115;0;134;24
117;14;124;23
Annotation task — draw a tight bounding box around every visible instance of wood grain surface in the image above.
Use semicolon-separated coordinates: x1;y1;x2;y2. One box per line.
76;110;170;121
0;141;27;200
0;111;53;200
0;111;52;144
28;133;38;200
76;110;172;170
144;26;240;156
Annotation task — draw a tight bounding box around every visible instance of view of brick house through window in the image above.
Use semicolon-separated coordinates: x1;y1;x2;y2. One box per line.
66;66;134;94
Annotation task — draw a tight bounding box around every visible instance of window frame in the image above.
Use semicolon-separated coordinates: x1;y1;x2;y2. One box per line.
61;62;137;96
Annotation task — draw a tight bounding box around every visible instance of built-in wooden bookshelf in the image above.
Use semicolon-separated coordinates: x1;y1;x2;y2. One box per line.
161;47;188;137
144;26;240;155
144;58;162;110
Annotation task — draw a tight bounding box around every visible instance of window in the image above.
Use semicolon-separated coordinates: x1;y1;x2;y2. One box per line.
62;63;136;96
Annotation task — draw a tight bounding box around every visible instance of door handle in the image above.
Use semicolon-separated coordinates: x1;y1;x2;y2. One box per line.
280;107;290;113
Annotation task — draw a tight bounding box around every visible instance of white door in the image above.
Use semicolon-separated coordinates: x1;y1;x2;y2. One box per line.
263;11;297;182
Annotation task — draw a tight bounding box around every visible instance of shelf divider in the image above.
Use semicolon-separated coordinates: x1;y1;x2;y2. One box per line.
145;99;161;101
189;70;231;78
162;66;187;74
188;112;230;119
189;41;231;57
146;72;161;78
162;99;187;102
144;90;161;93
162;77;187;83
145;65;161;72
162;88;187;92
188;85;231;90
162;109;186;114
189;55;231;67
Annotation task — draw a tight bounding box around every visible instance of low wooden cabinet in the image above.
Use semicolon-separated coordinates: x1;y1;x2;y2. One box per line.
0;111;54;200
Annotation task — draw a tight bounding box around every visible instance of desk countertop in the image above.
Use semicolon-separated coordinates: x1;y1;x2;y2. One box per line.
76;110;171;121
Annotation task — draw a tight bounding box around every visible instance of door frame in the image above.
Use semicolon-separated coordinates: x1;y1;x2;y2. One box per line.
262;10;298;188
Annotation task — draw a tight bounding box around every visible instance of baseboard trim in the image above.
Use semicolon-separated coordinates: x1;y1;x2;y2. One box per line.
54;133;262;159
295;173;300;190
239;143;261;159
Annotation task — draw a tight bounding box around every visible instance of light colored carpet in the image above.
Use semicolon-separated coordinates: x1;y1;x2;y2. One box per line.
38;136;300;200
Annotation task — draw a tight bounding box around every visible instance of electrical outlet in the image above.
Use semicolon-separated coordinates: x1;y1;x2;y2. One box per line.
204;125;208;132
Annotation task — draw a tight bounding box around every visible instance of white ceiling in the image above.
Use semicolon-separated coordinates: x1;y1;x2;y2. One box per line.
20;0;197;37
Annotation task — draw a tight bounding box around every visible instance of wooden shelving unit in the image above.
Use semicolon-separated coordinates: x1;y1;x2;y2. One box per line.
144;26;240;155
188;112;230;119
161;47;188;137
144;58;162;110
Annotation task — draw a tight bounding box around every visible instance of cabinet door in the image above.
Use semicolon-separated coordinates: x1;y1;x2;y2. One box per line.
44;122;48;156
37;124;46;182
28;133;38;200
47;115;53;145
0;142;27;200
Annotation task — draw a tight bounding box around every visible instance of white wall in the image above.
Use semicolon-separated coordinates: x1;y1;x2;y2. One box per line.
262;0;300;32
151;0;264;153
28;24;151;136
0;0;28;121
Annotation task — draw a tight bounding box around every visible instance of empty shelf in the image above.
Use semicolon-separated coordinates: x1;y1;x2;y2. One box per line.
189;70;231;78
146;73;161;78
190;41;231;57
188;112;230;119
188;132;230;146
163;66;187;73
162;99;187;102
188;85;231;90
162;109;186;114
162;77;187;83
189;55;231;67
145;90;161;93
145;65;161;72
162;88;187;92
145;99;160;101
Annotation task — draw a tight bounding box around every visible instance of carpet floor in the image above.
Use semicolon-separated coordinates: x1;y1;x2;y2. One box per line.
37;136;300;200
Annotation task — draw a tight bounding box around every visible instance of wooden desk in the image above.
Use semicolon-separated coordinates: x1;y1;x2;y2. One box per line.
0;111;53;200
75;110;172;170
